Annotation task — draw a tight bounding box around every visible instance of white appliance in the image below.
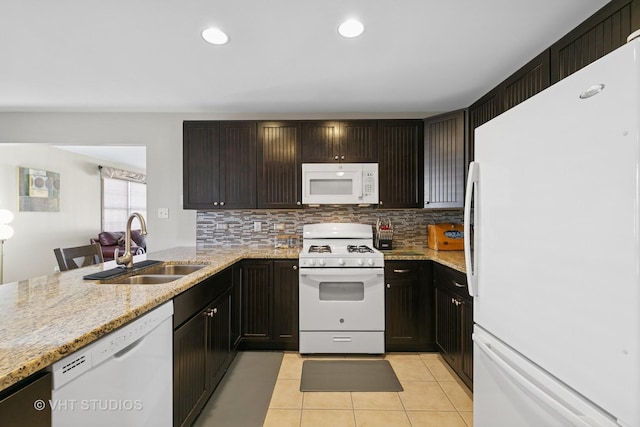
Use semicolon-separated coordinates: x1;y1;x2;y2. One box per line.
49;301;173;427
465;37;640;427
302;163;379;205
299;223;385;353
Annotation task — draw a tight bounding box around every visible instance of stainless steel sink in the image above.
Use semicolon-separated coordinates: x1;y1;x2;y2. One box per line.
113;274;185;285
97;263;207;285
144;264;206;275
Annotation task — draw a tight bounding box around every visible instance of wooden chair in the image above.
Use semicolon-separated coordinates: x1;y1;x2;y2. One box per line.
54;242;104;271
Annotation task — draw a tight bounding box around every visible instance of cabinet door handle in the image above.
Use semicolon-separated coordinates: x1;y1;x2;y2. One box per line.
220;201;225;206
213;202;219;206
296;201;301;206
393;269;411;274
293;265;298;270
334;155;339;160
386;283;391;289
379;201;383;205
341;155;345;160
204;308;216;317
452;280;466;288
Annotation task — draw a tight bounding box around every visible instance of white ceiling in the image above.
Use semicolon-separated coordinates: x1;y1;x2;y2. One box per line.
0;0;610;115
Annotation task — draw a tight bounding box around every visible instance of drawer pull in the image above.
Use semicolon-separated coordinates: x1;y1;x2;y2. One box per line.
393;269;411;273
452;280;466;288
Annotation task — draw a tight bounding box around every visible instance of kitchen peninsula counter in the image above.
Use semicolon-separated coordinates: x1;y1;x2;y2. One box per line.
0;246;464;392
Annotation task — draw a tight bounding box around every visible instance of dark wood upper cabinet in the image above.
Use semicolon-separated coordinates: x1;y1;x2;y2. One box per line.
377;120;424;208
183;121;220;209
257;121;303;209
503;50;550;111
302;120;377;163
424;110;465;209
219;121;257;209
467;89;501;162
183;121;256;210
550;0;640;84
301;121;340;162
339;120;378;162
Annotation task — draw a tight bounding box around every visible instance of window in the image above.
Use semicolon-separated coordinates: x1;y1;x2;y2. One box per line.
100;167;147;232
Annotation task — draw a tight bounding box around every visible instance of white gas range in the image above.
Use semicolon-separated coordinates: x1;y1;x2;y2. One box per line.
298;223;385;354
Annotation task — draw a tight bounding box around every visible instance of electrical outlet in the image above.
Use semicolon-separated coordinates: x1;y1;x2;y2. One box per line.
253;221;262;232
274;223;285;231
217;223;228;230
157;208;169;219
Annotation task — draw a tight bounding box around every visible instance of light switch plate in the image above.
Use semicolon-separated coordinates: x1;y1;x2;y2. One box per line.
274;223;285;231
158;208;169;219
254;221;262;232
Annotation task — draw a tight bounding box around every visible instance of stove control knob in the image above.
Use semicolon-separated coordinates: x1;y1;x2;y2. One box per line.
338;259;345;266
309;259;316;266
318;259;326;266
367;259;375;266
357;258;364;266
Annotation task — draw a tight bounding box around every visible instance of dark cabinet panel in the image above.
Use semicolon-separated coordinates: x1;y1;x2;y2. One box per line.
183;122;220;209
301;121;340;162
503;51;550;111
550;0;640;83
424;110;465;208
378;120;424;208
273;260;299;349
173;270;234;427
206;290;231;391
240;259;299;350
468;90;501;162
435;286;461;367
302;120;377;163
385;261;434;352
183;121;256;209
0;372;51;427
385;262;420;349
434;263;473;390
339;120;378;162
173;311;207;427
257;122;303;208
241;260;273;340
219;122;257;209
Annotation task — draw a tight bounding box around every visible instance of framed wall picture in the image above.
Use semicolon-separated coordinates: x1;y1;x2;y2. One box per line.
18;167;60;212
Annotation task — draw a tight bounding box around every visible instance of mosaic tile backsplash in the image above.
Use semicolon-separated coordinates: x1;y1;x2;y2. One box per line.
196;207;463;249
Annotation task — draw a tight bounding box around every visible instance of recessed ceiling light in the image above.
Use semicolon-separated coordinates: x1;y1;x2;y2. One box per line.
338;19;364;38
201;27;229;45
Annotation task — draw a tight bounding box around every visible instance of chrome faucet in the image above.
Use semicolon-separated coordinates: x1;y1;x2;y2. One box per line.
116;212;148;269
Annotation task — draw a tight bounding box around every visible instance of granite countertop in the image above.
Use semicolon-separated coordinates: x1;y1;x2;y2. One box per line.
0;245;464;392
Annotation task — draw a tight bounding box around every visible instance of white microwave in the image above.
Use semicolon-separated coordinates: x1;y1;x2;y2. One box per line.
302;163;379;205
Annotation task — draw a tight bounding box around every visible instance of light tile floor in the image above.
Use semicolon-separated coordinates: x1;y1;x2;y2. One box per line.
264;353;473;427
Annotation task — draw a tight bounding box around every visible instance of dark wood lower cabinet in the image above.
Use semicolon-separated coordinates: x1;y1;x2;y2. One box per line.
173;269;235;427
434;263;473;390
0;371;51;427
384;261;435;352
240;259;299;350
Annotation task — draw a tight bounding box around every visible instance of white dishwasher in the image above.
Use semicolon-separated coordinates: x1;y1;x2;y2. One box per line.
49;301;173;427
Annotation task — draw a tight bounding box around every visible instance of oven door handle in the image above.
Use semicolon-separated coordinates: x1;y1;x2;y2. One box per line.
299;268;384;276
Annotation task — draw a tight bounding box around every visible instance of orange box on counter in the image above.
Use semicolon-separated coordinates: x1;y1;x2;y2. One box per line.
427;223;464;251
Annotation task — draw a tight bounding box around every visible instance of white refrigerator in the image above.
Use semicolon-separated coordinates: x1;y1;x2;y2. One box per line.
465;37;640;426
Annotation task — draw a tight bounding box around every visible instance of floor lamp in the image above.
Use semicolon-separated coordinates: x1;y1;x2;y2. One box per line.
0;209;15;284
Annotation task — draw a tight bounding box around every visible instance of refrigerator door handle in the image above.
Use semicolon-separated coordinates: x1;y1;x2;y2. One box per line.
475;336;600;427
464;161;479;296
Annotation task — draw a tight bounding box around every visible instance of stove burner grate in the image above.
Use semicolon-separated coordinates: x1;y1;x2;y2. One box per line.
308;245;332;254
347;245;374;254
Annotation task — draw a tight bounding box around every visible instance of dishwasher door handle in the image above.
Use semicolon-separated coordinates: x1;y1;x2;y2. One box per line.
114;336;145;359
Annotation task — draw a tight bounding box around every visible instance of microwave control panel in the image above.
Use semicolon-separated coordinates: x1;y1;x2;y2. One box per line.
363;171;376;196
